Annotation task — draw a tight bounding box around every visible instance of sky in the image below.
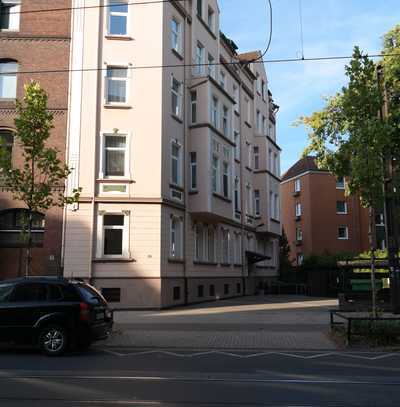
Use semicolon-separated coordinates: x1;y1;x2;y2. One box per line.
218;0;400;173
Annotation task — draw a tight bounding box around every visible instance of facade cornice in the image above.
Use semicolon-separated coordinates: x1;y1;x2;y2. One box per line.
253;169;281;183
280;170;330;185
266;135;282;151
0;35;70;42
208;75;236;104
189;123;236;147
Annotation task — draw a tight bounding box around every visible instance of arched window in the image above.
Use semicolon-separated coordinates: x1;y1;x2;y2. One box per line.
0;59;18;99
0;128;14;167
0;209;45;248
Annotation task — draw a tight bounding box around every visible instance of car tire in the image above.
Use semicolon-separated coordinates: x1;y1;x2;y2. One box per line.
39;325;68;356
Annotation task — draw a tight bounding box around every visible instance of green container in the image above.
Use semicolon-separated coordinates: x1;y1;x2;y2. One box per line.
350;279;383;292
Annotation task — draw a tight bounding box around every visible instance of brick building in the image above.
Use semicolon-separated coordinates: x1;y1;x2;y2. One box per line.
280;156;386;265
0;1;71;278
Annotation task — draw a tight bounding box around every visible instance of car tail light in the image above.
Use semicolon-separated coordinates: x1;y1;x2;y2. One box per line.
80;302;90;321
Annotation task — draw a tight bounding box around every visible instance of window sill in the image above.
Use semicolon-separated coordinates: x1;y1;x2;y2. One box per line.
170;183;184;191
171;48;184;60
337;212;348;215
97;178;134;184
105;35;134;41
93;258;136;263
104;104;132;109
168;258;185;264
171;113;183;124
338;238;349;240
189;190;199;195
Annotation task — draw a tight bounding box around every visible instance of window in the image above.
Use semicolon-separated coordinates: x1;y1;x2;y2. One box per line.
12;283;47;302
170;216;183;258
0;129;13;167
268;149;273;172
221;229;230;264
222;105;229;137
196;0;202;17
297;253;304;266
234;233;242;264
234;131;240;160
0;1;20;31
0;60;17;99
274;193;280;220
103;134;127;177
198;285;204;298
269;191;274;219
247;142;252;169
194;42;204;75
246;184;252;215
234;177;240;212
171;142;181;185
336;201;348;214
256;73;261;94
190;152;197;190
253;146;260;170
108;0;128;36
173;286;181;301
171;18;182;54
262;80;266;101
171;75;182;117
237;283;241;294
295;202;302;217
336;177;345;189
207;6;214;32
296;226;303;241
338;226;349;240
222;161;229;198
245;97;250;123
209;284;215;297
220;70;226;89
256;110;261;132
211;155;219;193
233;84;239;112
254;190;261;216
102;214;126;257
274;153;279;175
294;178;301;192
194;224;204;261
101;288;121;303
211;96;218;128
0;209;45;248
207;53;215;78
262;116;267;136
190;91;197;123
106;66;128;104
207;226;215;262
224;283;229;295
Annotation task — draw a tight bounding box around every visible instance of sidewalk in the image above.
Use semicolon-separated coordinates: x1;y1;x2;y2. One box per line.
103;295;338;350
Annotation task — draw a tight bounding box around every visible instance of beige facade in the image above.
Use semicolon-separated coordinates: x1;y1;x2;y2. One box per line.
63;0;281;308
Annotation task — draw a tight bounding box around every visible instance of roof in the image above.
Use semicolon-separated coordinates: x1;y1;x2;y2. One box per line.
237;51;261;63
281;156;328;182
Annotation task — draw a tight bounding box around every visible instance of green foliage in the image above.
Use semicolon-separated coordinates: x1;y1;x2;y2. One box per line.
301;252;354;270
0;81;80;212
279;228;292;273
299;44;396;209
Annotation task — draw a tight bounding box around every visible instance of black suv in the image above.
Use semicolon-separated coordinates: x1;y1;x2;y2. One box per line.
0;277;113;356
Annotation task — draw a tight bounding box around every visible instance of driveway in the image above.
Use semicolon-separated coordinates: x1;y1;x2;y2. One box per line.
104;295;338;350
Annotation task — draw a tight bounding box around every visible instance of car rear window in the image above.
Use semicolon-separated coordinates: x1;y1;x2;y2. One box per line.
77;284;106;305
0;284;14;303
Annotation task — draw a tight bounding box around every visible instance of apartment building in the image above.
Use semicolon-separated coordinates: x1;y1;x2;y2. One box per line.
63;0;281;308
280;156;387;265
0;1;71;278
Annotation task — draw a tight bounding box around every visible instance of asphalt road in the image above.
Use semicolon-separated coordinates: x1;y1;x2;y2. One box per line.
1;347;400;406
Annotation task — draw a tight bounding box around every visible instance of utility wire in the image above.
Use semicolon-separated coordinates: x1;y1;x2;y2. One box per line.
1;0;190;16
4;53;400;76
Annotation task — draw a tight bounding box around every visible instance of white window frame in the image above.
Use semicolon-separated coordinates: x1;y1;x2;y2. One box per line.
206;226;216;263
274;193;280;220
190;91;197;124
211;154;219;193
295;202;302;217
171;141;182;187
269;191;274;219
336;201;348;214
194;223;204;261
207;6;215;32
253;146;260;170
211;95;219;128
221;228;230;264
222;105;229;137
207;53;215;78
190;151;197;191
97;211;130;259
262;116;267;136
170;215;183;259
0;60;17;99
0;0;21;31
171;74;183;118
222;160;230;198
254;189;261;216
220;70;226;89
245;97;251;123
171;18;182;55
234;233;242;264
294;178;301;192
233;84;239;113
234;176;240;212
234;131;240;161
256;110;261;133
336;177;345;189
338;226;349;240
194;42;204;76
296;226;303;241
105;64;130;106
99;131;131;180
246;184;253;216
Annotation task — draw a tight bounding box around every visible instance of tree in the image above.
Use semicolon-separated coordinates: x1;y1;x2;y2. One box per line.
279;228;292;274
0;81;80;276
298;43;397;317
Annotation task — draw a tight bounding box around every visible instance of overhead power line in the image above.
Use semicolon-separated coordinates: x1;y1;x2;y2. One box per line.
2;0;190;16
5;53;400;76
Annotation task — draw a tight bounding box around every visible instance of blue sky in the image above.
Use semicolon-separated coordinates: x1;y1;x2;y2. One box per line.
218;0;400;173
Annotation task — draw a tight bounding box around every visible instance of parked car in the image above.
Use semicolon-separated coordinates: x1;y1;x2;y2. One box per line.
0;277;113;356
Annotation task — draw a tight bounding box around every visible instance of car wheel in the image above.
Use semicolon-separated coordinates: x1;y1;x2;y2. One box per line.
39;325;68;356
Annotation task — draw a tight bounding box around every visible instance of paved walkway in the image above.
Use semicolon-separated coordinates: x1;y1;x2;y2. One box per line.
103;295;338;350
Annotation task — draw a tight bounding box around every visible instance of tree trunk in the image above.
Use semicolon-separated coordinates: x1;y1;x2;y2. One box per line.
25;208;33;278
369;207;378;318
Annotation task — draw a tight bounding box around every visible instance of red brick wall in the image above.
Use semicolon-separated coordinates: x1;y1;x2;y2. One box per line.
0;1;71;279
